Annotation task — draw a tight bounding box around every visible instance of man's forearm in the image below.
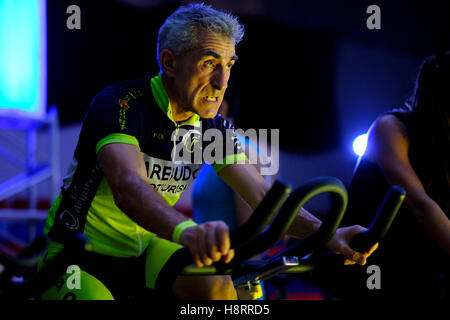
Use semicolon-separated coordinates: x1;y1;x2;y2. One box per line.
113;173;189;241
287;208;322;239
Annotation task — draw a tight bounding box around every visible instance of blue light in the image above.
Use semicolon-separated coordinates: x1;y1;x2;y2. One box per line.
353;133;368;156
0;0;47;119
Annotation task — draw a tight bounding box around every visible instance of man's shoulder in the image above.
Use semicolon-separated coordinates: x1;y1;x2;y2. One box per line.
101;76;152;96
90;76;155;111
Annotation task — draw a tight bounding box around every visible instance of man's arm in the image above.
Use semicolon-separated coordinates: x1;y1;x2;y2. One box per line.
97;143;234;267
367;115;450;255
218;163;375;265
217;163;321;235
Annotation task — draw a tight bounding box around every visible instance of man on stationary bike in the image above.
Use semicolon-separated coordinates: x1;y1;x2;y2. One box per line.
39;3;377;300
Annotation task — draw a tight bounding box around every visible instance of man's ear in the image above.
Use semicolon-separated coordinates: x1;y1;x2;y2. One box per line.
160;49;176;77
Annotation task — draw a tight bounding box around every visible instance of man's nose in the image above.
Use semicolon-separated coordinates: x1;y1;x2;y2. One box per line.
211;67;228;91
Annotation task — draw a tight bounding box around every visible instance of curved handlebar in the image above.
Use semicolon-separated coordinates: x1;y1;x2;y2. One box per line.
180;176;348;277
286;185;406;271
175;179;291;274
267;176;348;262
229;180;292;247
348;185;406;252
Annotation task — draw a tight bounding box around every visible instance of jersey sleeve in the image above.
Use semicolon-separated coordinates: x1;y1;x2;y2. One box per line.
81;86;145;155
209;116;248;173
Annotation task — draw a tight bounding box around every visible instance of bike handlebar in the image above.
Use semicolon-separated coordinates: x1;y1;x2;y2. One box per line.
181;176;348;277
266;177;348;263
0;236;49;276
229;180;292;248
347;185;405;252
284;185;406;271
1;180;405;299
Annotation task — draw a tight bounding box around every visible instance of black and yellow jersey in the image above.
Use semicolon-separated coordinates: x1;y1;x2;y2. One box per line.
44;73;246;257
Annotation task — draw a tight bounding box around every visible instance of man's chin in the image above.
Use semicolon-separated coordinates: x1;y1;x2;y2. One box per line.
198;110;218;119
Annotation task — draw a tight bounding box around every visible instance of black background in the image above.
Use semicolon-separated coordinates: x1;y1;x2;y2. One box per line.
47;0;450;152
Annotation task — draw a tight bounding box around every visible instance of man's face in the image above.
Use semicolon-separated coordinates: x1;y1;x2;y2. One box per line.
172;30;237;119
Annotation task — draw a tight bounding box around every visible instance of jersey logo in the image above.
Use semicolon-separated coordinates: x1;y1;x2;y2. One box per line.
117;90;143;130
153;132;164;140
59;209;80;230
180;129;203;154
142;154;201;195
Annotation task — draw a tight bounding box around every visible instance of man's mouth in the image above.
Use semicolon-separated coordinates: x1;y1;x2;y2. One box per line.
205;95;218;102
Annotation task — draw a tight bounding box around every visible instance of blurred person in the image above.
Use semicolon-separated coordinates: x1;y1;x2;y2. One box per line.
326;52;450;300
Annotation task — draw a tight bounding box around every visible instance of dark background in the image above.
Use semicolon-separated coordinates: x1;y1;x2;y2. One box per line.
47;0;450;152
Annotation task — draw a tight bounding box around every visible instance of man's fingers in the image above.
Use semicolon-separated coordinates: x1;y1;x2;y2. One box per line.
360;242;379;261
183;227;203;268
186;221;234;267
196;228;213;266
341;245;366;266
215;223;231;255
192;252;204;268
207;226;222;262
344;259;356;265
221;249;235;264
366;242;379;256
343;243;379;266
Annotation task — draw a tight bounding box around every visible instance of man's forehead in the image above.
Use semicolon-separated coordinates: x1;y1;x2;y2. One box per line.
194;31;236;59
200;49;238;61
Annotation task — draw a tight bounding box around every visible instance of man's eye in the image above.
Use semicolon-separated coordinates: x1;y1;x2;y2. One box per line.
226;63;234;70
204;61;215;68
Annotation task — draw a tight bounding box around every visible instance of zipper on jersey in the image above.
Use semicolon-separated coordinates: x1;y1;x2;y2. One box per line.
173;124;180;160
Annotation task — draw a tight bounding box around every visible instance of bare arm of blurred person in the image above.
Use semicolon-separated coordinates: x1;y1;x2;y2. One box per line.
366;114;450;255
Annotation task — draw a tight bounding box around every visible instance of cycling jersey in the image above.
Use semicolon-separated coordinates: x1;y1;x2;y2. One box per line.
43;73;246;258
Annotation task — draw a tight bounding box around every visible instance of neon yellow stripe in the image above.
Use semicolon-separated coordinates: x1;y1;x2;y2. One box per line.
43;193;62;235
212;153;248;173
95;133;140;154
150;73;200;126
161;193;182;207
172;220;197;243
150;73;169;115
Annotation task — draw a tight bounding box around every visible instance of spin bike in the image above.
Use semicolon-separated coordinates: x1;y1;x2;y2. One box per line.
0;177;405;300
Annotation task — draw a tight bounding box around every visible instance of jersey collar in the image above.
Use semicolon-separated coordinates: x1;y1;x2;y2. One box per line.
150;73;201;127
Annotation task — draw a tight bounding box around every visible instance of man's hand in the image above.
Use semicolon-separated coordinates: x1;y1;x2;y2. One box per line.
326;225;379;266
179;221;235;267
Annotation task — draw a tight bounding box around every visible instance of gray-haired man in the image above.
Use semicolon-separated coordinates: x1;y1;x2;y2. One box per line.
40;3;377;300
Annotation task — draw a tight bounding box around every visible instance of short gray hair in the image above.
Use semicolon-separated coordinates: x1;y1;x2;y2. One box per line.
157;3;244;70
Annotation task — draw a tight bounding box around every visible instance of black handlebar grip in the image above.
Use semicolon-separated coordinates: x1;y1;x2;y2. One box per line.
348;185;406;252
15;236;50;269
229;180;292;248
22;233;90;297
216;179;307;273
166;178;346;285
268;177;348;262
0;236;49;277
172;180;291;276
